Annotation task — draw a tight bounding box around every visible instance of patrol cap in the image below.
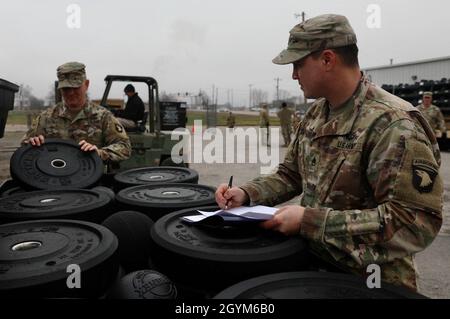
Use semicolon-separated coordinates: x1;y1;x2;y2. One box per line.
57;62;87;89
423;91;433;97
273;14;357;65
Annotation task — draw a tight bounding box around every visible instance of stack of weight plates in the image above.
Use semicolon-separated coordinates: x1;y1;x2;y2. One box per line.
150;206;310;297
0;219;119;298
0;139;116;225
115;183;216;220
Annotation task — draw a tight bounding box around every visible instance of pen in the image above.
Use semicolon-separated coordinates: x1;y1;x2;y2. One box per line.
225;175;233;210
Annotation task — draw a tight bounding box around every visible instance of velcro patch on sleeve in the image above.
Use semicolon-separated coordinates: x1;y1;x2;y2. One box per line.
393;139;443;212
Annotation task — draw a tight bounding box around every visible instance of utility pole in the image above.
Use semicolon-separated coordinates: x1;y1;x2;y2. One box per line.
231;89;234;108
274;77;281;103
294;11;306;22
249;84;253;108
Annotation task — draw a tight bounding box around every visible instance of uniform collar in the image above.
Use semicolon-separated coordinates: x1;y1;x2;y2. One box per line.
57;101;92;122
314;73;370;139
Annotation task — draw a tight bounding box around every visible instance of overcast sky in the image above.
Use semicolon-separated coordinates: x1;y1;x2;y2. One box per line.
1;0;449;106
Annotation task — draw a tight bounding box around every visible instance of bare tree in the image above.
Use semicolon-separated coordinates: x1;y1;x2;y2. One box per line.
251;89;268;106
278;89;291;101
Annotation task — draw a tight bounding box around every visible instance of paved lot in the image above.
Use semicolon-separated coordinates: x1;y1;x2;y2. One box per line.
1;125;449;298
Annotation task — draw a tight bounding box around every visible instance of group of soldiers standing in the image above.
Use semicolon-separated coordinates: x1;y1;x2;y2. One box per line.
225;90;447;148
225;102;302;147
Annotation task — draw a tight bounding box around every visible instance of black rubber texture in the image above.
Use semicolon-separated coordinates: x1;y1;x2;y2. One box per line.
0;188;114;224
10;138;104;190
102;211;155;273
213;271;427;299
115;183;216;220
114;166;199;191
0;219;119;298
150;206;310;295
106;270;177;299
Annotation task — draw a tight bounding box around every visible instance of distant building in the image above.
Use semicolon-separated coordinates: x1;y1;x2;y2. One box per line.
363;56;450;86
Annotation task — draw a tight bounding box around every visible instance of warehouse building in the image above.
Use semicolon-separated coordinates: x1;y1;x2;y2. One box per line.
363;56;450;87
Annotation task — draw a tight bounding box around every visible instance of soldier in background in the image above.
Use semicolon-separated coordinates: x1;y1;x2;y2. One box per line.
216;14;442;291
277;102;293;146
22;62;131;163
259;103;270;146
113;84;145;130
226;111;236;128
416;92;446;137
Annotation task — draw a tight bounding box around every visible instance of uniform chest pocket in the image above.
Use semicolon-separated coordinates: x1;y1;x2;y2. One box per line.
300;143;347;207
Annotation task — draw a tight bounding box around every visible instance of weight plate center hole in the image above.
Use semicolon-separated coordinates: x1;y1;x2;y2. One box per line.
150;175;164;180
11;241;43;252
40;198;58;203
162;191;180;196
51;159;67;169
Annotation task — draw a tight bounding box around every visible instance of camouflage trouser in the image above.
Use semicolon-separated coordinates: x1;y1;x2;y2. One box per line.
260;126;270;146
281;124;292;146
117;117;136;129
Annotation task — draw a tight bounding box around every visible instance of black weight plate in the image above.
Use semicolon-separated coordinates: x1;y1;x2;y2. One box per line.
0;186;26;198
116;183;216;220
0;189;113;224
150;206;309;294
114;166;199;190
0;219;118;298
0;179;23;198
10;138;104;190
213;271;426;299
106;270;178;299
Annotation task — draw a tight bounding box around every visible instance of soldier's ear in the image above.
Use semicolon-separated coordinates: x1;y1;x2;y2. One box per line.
84;79;90;90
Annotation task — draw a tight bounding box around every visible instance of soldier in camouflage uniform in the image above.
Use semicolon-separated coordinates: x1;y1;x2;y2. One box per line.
226;111;236;128
416;92;446;137
215;14;443;291
259;103;270;146
22;62;131;163
277;102;294;146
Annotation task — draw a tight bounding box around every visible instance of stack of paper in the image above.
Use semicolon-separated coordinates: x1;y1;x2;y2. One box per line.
181;205;278;224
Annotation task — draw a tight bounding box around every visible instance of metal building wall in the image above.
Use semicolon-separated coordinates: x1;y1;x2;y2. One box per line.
363;57;450;86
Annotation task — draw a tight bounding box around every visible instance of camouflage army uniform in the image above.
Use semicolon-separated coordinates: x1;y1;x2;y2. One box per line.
241;76;443;291
226;113;236;128
22;101;131;162
417;103;446;134
277;107;294;145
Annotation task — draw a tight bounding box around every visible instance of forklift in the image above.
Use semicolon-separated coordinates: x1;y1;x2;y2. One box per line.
98;75;188;171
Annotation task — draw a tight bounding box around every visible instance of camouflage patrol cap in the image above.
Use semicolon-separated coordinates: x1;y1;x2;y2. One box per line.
273;14;357;65
423;91;433;97
57;62;87;89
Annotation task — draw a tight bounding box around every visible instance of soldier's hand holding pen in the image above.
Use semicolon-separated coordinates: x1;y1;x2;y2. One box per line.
215;183;249;210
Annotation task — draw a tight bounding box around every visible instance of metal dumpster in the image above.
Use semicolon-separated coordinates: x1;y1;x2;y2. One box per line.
0;78;19;138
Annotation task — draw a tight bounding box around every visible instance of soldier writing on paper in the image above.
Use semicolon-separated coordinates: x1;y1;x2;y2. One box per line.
215;14;443;291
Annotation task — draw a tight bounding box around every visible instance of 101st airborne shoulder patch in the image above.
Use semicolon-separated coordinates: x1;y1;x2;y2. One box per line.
115;123;124;133
412;159;438;193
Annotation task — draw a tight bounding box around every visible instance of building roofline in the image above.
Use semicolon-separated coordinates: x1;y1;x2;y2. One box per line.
363;56;450;71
